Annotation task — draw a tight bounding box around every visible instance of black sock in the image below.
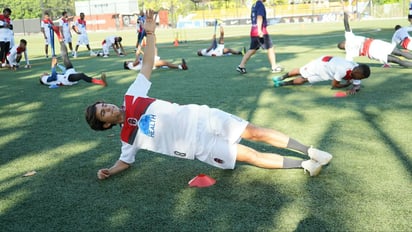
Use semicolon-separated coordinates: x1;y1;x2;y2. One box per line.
281;73;289;80
287;138;309;155
282;80;294;86
282;157;303;169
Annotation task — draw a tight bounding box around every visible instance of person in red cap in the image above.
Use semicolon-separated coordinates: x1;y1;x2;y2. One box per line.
85;10;333;180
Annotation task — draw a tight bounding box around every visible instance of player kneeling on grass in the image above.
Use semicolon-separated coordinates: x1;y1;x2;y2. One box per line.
99;36;126;57
39;33;107;87
4;39;30;70
85;10;333;180
273;56;370;94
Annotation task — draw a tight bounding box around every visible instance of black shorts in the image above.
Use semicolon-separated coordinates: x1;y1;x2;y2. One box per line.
138;31;146;43
249;34;273;50
409;14;412;20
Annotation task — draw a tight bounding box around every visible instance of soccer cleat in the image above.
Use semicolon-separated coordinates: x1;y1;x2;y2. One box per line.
236;66;247;74
73;52;77;58
103;54;109;58
181;59;188;70
308;147;333;165
90;51;97;56
301;160;322;177
241;47;246;56
100;73;107;87
272;76;284;87
271;65;284;73
382;63;391;68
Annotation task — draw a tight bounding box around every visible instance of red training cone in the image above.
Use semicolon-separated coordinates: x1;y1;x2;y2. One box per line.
188;174;216;188
173;38;179;47
334;91;347;98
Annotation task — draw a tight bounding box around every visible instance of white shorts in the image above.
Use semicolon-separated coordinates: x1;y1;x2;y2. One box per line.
202;44;225;56
368;40;395;63
44;35;52;45
128;56;160;71
194;108;249;169
77;34;89;45
299;58;331;83
63;32;72;43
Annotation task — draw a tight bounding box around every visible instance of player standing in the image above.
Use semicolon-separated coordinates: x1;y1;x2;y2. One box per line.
40;12;54;58
0;8;13;66
236;0;282;74
135;10;146;54
72;12;96;58
338;12;412;68
85;10;333;180
273;56;370;94
58;11;74;56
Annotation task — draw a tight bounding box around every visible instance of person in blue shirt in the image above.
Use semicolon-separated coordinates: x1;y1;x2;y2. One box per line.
237;0;283;74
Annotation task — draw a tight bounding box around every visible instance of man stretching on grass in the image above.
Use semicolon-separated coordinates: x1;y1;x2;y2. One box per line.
39;29;107;87
85;10;333;180
273;56;370;94
197;23;245;57
338;12;412;68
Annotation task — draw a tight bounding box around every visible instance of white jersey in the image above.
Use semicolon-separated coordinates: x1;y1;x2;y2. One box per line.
201;44;225;56
41;19;53;38
392;27;412;45
7;45;29;66
58;18;72;42
344;31;365;61
300;56;361;85
0;16;13;42
127;56;160;71
40;68;78;86
118;73;248;169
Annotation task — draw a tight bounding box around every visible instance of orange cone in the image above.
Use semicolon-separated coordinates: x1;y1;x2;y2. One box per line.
188;174;216;188
174;38;179;47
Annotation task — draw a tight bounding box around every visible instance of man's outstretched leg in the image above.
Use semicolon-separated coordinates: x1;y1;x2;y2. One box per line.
68;73;107;87
388;55;412;68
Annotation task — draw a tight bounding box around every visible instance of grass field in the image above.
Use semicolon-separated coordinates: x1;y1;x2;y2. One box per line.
1;18;411;231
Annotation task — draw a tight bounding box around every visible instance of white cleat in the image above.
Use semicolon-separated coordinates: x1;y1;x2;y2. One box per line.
308;147;333;165
301;160;322;177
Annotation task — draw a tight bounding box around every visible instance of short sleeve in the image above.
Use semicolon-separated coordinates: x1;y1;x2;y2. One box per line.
119;141;139;164
125;73;152;97
255;1;265;16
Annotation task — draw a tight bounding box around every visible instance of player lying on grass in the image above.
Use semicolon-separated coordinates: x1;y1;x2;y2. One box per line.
197;23;245;57
39;31;107;87
85;10;333;180
338;12;412;68
124;46;187;71
99;36;126;57
272;56;370;94
392;25;412;51
3;39;30;70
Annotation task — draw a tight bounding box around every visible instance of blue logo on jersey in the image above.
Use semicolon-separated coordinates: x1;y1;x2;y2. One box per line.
138;114;156;137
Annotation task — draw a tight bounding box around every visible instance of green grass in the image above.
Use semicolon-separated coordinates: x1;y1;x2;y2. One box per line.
1;18;411;231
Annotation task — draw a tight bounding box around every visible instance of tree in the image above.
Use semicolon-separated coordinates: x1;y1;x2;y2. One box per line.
1;0;75;19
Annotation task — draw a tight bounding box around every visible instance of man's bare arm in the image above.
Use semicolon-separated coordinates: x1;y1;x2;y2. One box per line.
140;10;156;80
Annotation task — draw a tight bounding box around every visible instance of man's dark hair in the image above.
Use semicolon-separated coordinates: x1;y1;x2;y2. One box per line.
3;8;11;14
337;41;345;50
20;39;27;45
44;12;49;16
123;61;130;70
85;102;115;131
117;37;122;42
62;11;67;16
394;25;401;31
357;64;371;78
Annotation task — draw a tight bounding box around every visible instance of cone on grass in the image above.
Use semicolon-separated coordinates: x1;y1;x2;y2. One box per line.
188;174;216;188
174;38;179;47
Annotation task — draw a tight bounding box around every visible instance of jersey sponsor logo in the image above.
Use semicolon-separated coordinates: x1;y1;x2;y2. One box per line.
138;114;156;137
214;157;224;164
174;151;186;157
127;117;138;126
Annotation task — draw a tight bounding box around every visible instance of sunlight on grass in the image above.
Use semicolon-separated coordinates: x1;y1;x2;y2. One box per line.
0;131;24;148
109;208;131;227
0;188;31;216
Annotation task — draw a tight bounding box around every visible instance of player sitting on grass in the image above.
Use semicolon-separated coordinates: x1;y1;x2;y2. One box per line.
338;12;412;68
4;39;30;70
124;46;187;71
392;25;412;51
85;10;333;180
273;56;370;94
197;23;245;57
39;31;107;87
99;36;126;57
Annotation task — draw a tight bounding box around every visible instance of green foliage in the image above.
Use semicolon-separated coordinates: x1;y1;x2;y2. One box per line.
1;0;75;19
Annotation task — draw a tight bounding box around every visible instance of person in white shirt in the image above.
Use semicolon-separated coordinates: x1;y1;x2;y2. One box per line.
272;56;370;95
0;8;13;65
85;10;333;180
40;12;54;58
392;25;412;51
100;36;126;57
338;12;412;68
5;39;30;70
58;11;74;56
72;12;96;57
